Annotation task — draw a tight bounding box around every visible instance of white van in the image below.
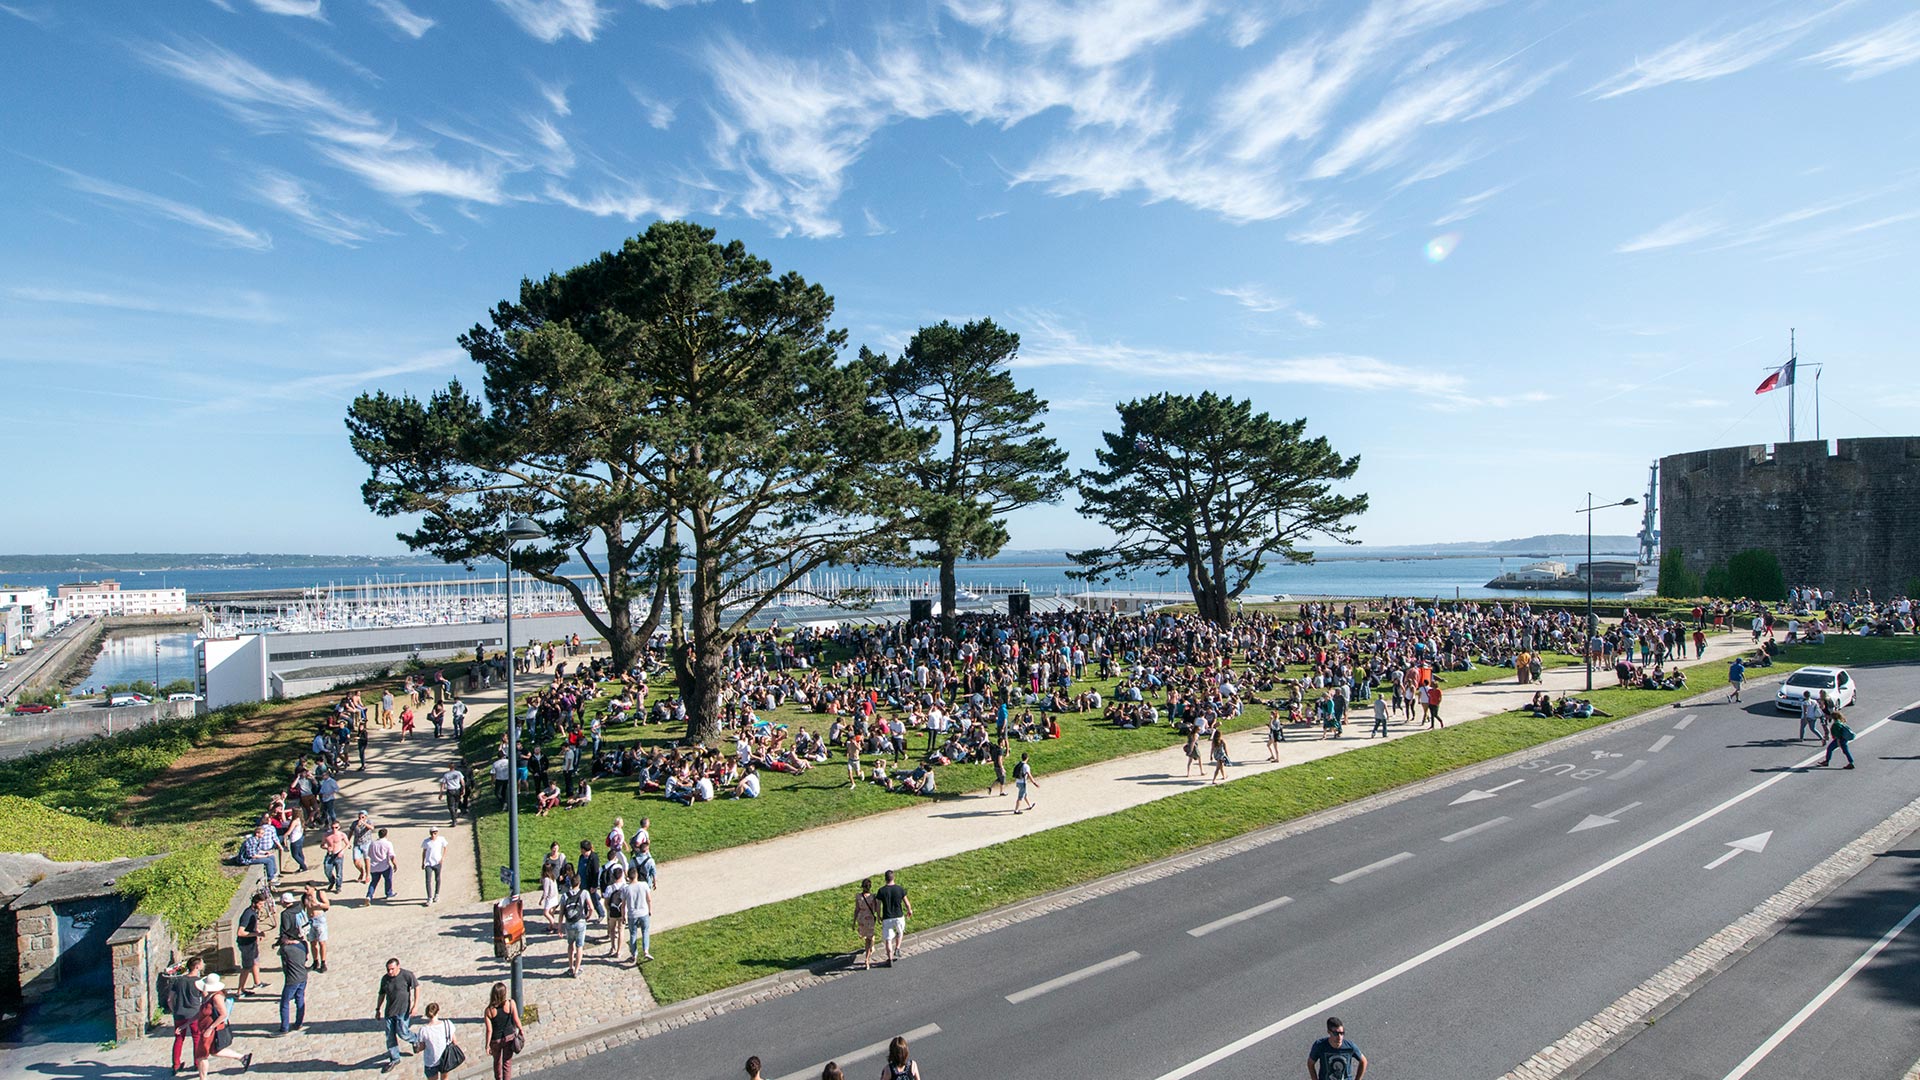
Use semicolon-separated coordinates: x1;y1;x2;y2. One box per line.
106;692;151;707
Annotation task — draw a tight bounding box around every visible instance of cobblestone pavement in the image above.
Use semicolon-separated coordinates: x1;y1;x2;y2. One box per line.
15;634;1755;1079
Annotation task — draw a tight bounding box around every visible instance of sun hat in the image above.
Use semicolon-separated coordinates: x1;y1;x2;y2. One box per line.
197;973;228;993
281;891;299;904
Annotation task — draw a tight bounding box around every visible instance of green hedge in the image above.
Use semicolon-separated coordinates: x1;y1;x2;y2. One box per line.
0;795;169;862
115;844;237;946
0;703;264;823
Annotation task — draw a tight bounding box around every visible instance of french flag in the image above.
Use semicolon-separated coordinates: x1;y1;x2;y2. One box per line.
1754;357;1796;395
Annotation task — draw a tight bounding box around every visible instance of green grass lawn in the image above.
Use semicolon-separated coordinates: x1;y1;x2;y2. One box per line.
465;653;1585;897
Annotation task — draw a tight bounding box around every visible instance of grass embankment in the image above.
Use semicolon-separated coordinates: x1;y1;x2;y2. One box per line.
643;641;1899;1004
0;694;337;943
465;653;1581;899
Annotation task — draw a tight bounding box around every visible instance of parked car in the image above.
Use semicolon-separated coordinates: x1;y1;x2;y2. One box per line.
11;703;53;714
104;692;151;707
166;692;204;703
1775;666;1857;713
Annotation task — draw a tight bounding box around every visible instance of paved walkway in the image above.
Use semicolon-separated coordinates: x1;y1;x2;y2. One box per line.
25;633;1755;1080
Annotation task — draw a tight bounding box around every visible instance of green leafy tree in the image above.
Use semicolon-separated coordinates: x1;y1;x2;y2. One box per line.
1657;545;1699;598
614;223;927;744
346;255;682;673
1702;561;1731;599
1070;392;1368;626
1726;548;1786;601
868;319;1069;628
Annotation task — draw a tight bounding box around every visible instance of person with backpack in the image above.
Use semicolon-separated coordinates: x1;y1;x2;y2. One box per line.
599;846;628;958
559;867;590;977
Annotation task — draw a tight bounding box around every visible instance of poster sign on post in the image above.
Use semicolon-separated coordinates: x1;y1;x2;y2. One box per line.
493;896;525;960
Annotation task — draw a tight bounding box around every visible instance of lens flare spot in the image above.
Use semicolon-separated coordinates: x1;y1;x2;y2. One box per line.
1425;233;1461;262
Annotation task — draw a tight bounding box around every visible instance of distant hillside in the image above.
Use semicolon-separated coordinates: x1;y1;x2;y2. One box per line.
1376;534;1642;554
0;553;448;573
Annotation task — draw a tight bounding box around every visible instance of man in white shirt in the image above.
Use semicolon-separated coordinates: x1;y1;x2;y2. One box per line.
450;699;468;738
693;776;716;803
365;828;398;902
616;866;654;964
490;756;511;806
420;827;448;904
734;766;761;799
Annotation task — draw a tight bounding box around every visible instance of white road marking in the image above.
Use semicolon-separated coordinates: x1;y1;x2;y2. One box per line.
1719;899;1920;1080
1442;816;1512;843
1531;787;1589;810
1330;852;1413;884
1004;951;1141;1004
1188;896;1294;938
1674;714;1696;730
1704;831;1773;870
1607;759;1648;780
773;1024;941;1080
1144;702;1918;1080
1569;802;1643;833
1648;735;1675;753
1449;779;1526;805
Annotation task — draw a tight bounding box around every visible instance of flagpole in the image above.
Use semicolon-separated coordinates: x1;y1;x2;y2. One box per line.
1788;328;1796;442
1815;366;1821;441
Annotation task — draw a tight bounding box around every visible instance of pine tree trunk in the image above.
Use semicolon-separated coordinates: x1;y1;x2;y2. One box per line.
939;548;959;634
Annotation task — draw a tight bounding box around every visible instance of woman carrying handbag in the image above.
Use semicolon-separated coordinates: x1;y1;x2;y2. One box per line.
419;1002;465;1078
484;981;525;1080
192;974;251;1077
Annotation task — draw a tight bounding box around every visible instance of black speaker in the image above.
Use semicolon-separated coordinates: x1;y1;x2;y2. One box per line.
909;598;934;624
1007;592;1031;619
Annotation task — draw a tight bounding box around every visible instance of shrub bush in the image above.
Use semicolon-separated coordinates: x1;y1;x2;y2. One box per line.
114;844;236;946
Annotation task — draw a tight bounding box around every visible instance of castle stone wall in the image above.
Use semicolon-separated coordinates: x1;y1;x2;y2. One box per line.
1659;437;1920;597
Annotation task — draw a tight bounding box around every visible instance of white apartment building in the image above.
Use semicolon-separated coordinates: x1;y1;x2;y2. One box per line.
55;580;189;617
0;586;55;637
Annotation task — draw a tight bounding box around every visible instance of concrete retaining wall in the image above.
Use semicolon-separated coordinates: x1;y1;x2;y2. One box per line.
0;699;202;761
109;913;176;1042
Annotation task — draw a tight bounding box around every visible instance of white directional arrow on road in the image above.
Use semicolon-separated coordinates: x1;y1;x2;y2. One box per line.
1705;831;1773;870
1569;801;1644;833
1449;779;1525;805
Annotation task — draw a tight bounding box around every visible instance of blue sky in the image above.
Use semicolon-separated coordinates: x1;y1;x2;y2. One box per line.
5;0;1918;555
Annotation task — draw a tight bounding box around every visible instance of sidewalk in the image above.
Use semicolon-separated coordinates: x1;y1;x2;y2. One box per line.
31;636;1751;1079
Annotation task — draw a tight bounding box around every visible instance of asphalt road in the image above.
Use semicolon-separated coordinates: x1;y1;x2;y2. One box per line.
538;665;1920;1080
1582;820;1920;1080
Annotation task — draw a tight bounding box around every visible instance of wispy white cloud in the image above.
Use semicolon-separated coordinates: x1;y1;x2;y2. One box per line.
1214;283;1322;328
0;3;51;24
542;177;679;222
251;169;385;245
59;168;272;250
7;284;279;322
1288;208;1370;244
1224;10;1266;48
317;144;508;202
627;85;675;128
944;0;1213;67
1432;182;1507;224
250;0;325;18
1309;59;1547;179
524;114;575;175
1806;11;1920;79
862;208;893;236
1016;137;1306;223
1012;313;1470;401
536;78;570;116
493;0;605;43
367;0;434;37
142;39;377;133
1589;7;1840;99
1615;209;1724;253
192;349;463;414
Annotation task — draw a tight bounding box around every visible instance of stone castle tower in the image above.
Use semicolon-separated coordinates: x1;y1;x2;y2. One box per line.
1659;437;1920;598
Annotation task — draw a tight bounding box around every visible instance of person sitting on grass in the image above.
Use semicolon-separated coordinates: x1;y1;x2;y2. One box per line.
565;781;593;808
732;765;762;799
891;764;937;795
536;781;562;816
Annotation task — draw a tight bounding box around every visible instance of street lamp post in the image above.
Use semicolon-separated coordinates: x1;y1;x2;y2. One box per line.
502;514;545;1009
1578;493;1638;692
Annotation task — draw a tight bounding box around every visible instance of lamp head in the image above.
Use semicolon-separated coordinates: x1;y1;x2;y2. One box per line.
1622;497;1639;507
505;516;546;542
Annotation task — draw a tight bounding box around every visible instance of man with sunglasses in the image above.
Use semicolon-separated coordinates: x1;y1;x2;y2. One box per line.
1308;1016;1367;1080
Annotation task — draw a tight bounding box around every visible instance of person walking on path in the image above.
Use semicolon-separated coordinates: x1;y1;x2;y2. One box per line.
987;735;1009;796
191;974;250;1077
168;956;206;1073
876;870;911;966
1424;683;1444;729
351;811;376;884
1369;695;1389;739
1797;691;1826;742
303;887;331;973
617;863;655;964
852;878;880;970
356;720;369;770
320;821;348;893
1819;710;1857;769
366;827;398;902
1266;707;1287;760
1307;1016;1366;1080
484;981;525;1080
1727;656;1747;703
235;892;269;999
418;1003;463;1080
275;889;312;1035
881;1035;922;1080
375;957;420;1073
1012;753;1038;812
560;869;590;976
440;764;465;826
1183;727;1202;778
422;826;448;904
1208;728;1230;784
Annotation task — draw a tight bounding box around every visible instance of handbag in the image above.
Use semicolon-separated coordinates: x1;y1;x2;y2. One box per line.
508;1027;526;1054
439;1040;467;1073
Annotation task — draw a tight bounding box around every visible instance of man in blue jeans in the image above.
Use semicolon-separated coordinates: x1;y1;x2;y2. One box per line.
373;957;419;1072
239;826;279;882
276;891;311;1034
